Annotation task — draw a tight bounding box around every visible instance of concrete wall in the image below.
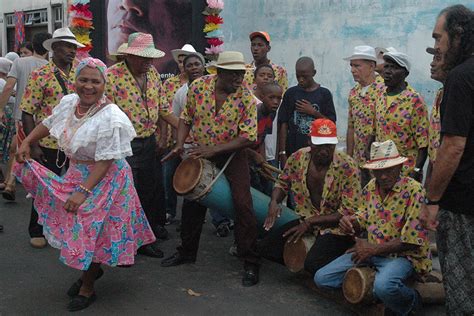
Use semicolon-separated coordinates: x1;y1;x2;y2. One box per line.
221;0;473;136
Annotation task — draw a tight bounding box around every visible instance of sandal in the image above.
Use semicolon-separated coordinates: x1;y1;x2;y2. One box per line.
67;268;104;297
67;293;96;312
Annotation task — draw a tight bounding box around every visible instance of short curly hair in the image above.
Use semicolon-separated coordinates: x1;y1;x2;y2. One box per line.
439;5;474;71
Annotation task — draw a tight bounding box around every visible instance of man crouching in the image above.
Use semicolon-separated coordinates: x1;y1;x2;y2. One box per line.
315;140;432;315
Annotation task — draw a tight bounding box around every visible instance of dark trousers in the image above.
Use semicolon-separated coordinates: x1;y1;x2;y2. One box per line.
127;135;165;233
257;219;354;275
29;147;67;238
179;150;259;265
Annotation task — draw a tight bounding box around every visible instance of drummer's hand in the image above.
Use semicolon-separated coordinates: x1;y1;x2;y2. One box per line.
64;192;87;213
161;145;184;163
339;215;357;235
188;145;217;159
283;221;310;244
346;238;376;264
263;201;282;231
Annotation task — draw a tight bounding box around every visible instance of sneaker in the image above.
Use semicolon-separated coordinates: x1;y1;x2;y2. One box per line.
216;222;230;237
165;213;175;226
30;237;47;249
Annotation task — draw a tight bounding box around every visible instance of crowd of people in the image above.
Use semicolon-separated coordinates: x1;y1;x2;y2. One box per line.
0;3;472;315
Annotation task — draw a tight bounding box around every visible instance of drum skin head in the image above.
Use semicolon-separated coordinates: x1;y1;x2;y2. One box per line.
173;158;203;195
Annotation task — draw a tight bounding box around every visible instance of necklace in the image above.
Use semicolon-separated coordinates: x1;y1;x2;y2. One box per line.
76;105;91;116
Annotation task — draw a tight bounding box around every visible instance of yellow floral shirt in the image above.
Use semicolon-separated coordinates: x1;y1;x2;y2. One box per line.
356;177;432;275
375;85;429;175
20;61;77;149
276;148;361;236
181;74;257;145
159;74;187;147
428;88;443;163
105;62;170;138
243;60;289;92
347;75;385;166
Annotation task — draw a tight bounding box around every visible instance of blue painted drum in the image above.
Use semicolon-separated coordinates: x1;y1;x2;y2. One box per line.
173;158;299;228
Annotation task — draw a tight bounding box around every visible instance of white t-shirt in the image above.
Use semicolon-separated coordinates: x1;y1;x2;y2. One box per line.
42;94;136;161
172;83;188;116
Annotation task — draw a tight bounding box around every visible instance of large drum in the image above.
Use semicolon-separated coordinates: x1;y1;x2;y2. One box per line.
283;235;316;273
342;267;445;305
173;158;299;228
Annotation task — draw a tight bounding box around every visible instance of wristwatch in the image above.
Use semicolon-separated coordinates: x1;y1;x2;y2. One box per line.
424;197;440;205
278;151;286;156
413;167;422;173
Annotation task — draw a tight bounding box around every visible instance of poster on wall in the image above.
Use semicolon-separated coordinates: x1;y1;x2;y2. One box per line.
105;0;193;79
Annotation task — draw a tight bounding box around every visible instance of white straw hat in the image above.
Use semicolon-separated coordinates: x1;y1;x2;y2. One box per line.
363;140;408;169
343;45;377;62
171;44;197;63
43;27;85;52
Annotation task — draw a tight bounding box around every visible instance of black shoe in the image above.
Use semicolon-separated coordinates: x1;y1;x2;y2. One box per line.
67;293;96;312
154;225;169;240
67;268;104;297
242;264;259;287
137;244;164;258
216;222;231;237
161;252;195;267
0;224;3;232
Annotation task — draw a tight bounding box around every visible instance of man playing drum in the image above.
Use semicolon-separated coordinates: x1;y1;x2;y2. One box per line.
161;51;261;287
315;140;432;315
260;118;361;276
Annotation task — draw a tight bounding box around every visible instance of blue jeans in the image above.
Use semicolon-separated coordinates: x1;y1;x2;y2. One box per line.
315;253;418;315
209;209;231;228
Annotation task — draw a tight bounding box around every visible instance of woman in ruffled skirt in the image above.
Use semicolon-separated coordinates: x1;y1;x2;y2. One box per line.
14;58;156;311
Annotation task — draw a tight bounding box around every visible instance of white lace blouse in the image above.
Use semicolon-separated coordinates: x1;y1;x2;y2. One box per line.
42;94;136;161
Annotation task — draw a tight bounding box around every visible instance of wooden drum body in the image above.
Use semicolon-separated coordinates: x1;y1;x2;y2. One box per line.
283;235;316;273
342;267;445;305
173;158;299;228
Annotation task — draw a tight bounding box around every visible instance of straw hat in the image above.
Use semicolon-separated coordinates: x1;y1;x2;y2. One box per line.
171;44;197;63
310;118;338;145
121;32;165;59
214;51;246;71
43;27;85;52
363;140;408;169
343;45;377;62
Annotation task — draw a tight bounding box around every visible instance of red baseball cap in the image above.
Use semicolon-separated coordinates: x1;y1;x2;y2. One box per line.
310;119;338;145
249;31;271;43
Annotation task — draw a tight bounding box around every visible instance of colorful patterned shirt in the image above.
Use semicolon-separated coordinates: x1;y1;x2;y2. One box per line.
428;88;443;163
375;85;429;175
243;60;289;92
347;75;385;166
356;177;432;275
276;148;361;235
181;74;257;145
20;61;77;149
105;62;170;138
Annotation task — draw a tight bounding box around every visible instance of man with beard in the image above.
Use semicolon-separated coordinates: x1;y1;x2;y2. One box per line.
106;0;192;75
260;118;360;276
161;51;261;287
421;5;474;315
375;50;429;181
315;140;431;315
20;28;84;249
106;33;178;258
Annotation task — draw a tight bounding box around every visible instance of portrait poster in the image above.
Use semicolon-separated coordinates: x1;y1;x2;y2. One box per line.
104;0;197;80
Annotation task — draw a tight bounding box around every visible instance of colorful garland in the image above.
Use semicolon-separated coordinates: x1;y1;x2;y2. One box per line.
68;0;93;59
203;0;224;60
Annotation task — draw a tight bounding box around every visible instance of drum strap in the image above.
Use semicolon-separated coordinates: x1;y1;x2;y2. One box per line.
196;152;236;201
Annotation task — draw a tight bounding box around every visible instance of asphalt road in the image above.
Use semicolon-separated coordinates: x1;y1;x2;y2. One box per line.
0;185;446;315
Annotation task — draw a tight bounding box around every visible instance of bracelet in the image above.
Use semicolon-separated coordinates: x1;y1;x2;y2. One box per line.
279;151;286;155
424;197;439;205
76;184;92;196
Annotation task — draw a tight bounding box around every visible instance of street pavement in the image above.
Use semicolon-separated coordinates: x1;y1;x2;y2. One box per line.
0;185;446;315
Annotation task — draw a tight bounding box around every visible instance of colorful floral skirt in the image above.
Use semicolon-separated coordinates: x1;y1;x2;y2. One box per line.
0;104;15;163
13;159;156;270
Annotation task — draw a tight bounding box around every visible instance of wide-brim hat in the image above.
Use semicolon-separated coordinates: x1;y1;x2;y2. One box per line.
363;140;408;169
171;44;197;63
343;45;377;62
121;32;165;59
43;27;85;52
214;51;247;71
